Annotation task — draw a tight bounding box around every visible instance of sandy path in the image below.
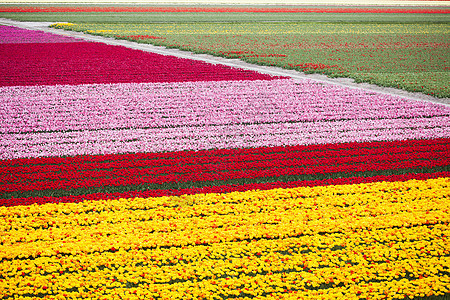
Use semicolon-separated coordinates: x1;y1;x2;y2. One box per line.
1;18;449;107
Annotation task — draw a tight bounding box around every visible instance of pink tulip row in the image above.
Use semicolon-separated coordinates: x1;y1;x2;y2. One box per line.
2;112;449;159
0;25;83;43
2;79;448;134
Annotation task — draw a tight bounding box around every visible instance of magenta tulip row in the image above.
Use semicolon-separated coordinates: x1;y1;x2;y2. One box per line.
0;42;280;87
0;25;83;44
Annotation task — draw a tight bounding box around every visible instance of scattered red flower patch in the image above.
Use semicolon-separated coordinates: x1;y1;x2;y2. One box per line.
289;62;338;70
116;35;166;40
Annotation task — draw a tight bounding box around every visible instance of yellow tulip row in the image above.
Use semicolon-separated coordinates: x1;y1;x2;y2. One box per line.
1;178;448;232
3;258;450;300
0;177;449;299
2;176;448;219
1;226;448;297
8;275;450;300
1;178;449;259
1;222;448;276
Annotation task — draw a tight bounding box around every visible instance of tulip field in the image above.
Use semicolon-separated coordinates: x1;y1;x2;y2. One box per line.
2;6;449;23
52;21;450;98
1;5;450;300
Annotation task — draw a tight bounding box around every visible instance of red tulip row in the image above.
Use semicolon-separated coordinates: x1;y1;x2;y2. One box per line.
4;153;448;194
2;142;448;185
1;140;448;194
3;137;447;169
0;42;279;87
2;171;448;207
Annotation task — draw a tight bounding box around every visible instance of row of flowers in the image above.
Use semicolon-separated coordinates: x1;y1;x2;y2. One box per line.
54;23;449;39
1;141;448;194
3;156;447;196
3;115;449;160
3;79;448;134
2;177;449;234
2;245;449;299
1;178;449;299
4;138;447;181
1;172;448;208
2;277;448;300
0;25;83;44
2;137;447;168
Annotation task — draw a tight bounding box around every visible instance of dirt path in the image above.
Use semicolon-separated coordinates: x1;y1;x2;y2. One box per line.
1;18;449;107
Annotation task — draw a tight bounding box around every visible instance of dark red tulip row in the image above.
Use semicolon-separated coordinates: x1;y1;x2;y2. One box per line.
0;42;281;87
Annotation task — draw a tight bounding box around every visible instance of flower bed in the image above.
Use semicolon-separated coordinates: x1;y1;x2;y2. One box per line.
0;26;278;87
2;79;449;160
1;178;449;299
1;24;449;300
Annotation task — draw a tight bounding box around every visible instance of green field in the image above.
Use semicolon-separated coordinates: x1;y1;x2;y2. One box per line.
1;4;449;23
52;22;450;98
2;12;449;23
